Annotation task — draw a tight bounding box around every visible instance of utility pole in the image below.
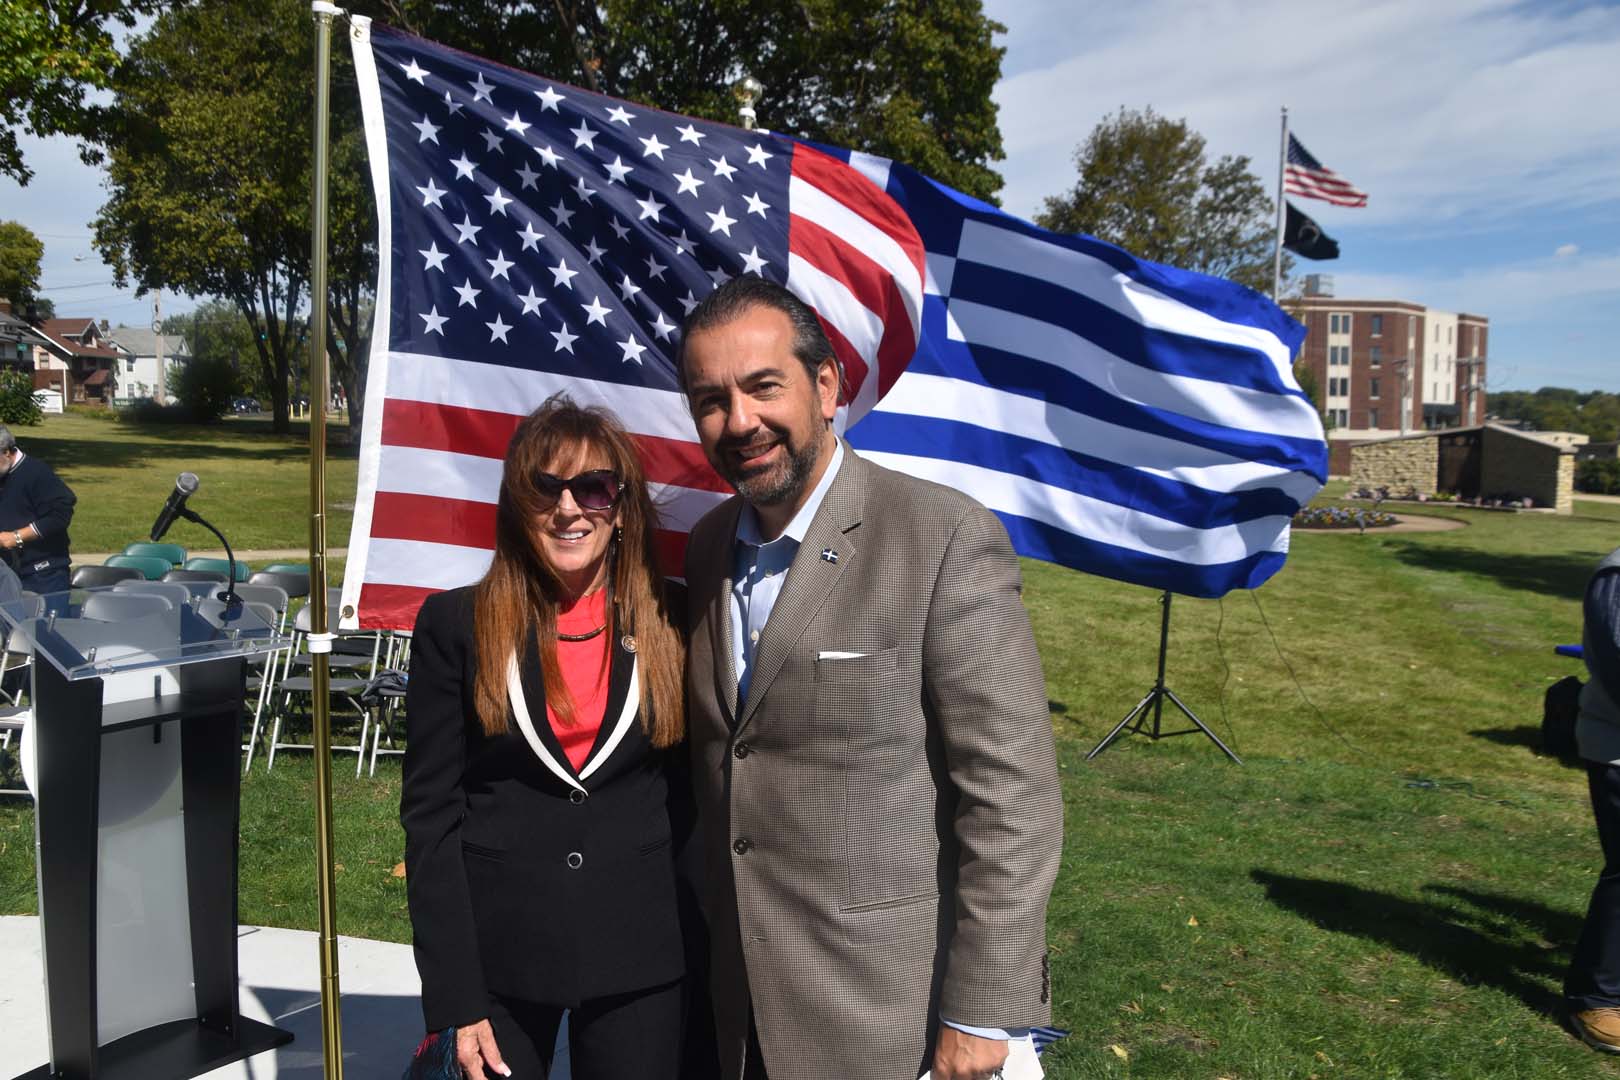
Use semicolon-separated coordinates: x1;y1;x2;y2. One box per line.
1459;355;1487;426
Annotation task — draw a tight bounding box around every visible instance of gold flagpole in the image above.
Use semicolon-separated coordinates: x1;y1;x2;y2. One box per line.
307;3;345;1077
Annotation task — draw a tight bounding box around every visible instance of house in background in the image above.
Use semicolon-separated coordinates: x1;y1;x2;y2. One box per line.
0;304;52;373
31;318;124;406
103;326;191;403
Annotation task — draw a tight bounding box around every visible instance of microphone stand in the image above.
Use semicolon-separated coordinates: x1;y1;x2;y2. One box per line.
176;507;242;613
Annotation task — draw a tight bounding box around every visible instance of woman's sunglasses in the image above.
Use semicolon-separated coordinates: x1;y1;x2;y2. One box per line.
533;469;621;511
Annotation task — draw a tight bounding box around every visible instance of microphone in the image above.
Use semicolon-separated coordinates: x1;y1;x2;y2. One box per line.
150;472;200;541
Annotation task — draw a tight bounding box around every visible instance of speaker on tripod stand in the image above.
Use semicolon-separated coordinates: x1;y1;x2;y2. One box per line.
1086;589;1241;764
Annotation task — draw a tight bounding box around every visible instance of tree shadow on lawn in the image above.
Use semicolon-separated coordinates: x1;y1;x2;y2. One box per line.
1382;540;1601;602
1253;871;1579;1015
20;434;343;474
1470;724;1551;753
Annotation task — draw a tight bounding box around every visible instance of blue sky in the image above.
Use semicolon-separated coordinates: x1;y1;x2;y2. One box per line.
4;0;1616;391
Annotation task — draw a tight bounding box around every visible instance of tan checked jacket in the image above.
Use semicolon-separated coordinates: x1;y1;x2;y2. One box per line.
684;444;1064;1080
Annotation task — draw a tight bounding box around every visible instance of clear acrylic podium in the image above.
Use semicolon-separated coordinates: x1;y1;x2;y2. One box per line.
0;586;295;1079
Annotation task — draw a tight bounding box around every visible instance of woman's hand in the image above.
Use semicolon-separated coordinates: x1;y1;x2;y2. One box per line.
455;1019;511;1078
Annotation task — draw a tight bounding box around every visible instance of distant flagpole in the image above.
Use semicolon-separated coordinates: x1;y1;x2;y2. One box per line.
1272;106;1288;301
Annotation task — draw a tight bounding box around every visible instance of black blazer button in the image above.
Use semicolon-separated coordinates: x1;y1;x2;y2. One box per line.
732;837;752;855
569;788;587;804
566;851;584;869
733;741;750;759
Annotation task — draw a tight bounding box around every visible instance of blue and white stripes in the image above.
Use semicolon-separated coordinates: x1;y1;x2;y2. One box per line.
826;145;1327;598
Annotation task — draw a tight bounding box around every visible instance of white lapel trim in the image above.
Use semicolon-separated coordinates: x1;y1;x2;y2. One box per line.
506;651;585;793
579;656;639;781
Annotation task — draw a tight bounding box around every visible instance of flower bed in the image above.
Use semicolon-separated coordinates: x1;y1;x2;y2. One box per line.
1293;506;1398;530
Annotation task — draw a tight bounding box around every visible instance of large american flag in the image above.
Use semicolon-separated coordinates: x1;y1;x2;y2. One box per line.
1284;133;1368;208
344;19;1326;630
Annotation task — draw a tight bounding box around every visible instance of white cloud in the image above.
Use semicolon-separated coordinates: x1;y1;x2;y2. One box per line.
1556;242;1580;258
1328;248;1619;322
986;0;1620;225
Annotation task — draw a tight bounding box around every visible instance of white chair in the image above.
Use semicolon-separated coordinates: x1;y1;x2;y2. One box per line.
265;602;372;775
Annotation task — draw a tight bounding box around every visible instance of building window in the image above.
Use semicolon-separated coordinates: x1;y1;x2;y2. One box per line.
1371;315;1383;335
1334;408;1348;428
126;357;135;372
1370;346;1381;365
1329;345;1350;366
1370;378;1380;399
1329;313;1352;335
1329;314;1339;334
1447;326;1453;344
1369;408;1379;428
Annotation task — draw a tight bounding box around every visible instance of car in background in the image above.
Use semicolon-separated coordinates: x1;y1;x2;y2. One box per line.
231;396;262;414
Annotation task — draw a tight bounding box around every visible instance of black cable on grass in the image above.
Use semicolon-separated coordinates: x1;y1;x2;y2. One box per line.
1247;589;1371;760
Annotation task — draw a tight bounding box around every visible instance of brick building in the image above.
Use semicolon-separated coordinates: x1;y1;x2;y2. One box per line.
1291;278;1487;447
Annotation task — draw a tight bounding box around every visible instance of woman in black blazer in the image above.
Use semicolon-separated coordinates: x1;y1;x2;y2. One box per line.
402;395;703;1079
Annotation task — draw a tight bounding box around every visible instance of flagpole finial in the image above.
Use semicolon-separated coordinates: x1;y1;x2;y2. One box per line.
736;75;763;130
311;1;344;14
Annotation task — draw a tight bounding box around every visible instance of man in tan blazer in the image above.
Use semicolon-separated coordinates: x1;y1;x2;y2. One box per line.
680;276;1063;1080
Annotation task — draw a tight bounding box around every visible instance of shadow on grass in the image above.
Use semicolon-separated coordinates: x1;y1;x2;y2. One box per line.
1253;870;1576;1015
1470;724;1549;752
1382;541;1599;601
21;432;359;474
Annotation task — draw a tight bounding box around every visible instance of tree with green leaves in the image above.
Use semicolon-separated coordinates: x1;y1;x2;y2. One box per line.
362;0;1007;201
0;221;45;309
92;0;373;434
0;0;164;185
1036;107;1283;293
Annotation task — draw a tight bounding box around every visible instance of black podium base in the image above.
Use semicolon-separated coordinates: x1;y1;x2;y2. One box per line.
12;1016;294;1080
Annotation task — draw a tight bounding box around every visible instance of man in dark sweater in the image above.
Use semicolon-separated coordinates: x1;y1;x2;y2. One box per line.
0;425;77;596
1568;545;1620;1052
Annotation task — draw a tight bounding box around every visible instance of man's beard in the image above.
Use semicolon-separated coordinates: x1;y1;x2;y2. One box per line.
720;430;824;507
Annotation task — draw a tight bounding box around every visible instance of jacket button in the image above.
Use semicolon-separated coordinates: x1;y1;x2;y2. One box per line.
566;851;584;869
732;838;751;855
733;741;750;759
569;788;587;804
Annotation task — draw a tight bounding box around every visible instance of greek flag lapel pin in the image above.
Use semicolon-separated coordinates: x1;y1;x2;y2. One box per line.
820;548;839;564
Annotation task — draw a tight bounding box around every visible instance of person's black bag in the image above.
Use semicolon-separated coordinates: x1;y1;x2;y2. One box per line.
1544;675;1584;762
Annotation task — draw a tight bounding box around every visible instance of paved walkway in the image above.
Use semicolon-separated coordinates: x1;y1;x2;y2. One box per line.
0;916;569;1078
1576;493;1620;505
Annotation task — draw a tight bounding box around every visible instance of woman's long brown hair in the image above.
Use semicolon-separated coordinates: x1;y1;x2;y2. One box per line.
471;394;685;748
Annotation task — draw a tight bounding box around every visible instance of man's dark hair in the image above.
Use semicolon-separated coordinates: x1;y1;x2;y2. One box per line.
678;275;842;396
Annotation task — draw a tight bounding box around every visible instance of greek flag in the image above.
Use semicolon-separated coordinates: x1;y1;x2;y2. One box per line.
830;145;1326;598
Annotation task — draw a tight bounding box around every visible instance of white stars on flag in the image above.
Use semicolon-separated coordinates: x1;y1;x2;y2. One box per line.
503;111;530;136
416;179;446;208
534;85;564;112
710;156;737;181
650;311;677;341
515;162;541;190
618;335;647;364
706;206;737;236
603;156;632;184
453;215;482;245
450;153;477;181
636;193;666;222
518;287;547;316
550;325;578;353
570;121;598;151
420;243;448;272
535;144;561;169
673;169;704;197
551;200;576;229
617;275;642;303
606;105;635;126
419;306;447;334
676;123;705;146
486;314;512;343
639;134;669;161
581;296;612;326
484;187;513;216
453;279;481;307
485;250;514;279
739;246;768;275
469;72;495;103
743;192;769;218
413;116;441;144
401;58;428;84
746;143;773;168
550;259;579;289
573;176;596;203
518;221;545;251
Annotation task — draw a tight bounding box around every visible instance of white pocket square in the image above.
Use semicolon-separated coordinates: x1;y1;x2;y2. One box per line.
816;650;868;660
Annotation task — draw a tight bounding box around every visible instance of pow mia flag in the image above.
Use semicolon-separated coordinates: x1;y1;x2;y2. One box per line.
1284;200;1340;260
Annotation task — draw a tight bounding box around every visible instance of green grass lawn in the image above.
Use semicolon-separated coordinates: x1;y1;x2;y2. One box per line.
15;412;357;556
4;419;1620;1076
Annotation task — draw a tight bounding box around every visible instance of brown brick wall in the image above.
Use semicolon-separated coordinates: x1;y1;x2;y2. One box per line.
1480;427;1573;513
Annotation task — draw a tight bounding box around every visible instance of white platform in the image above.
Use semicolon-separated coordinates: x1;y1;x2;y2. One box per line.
0;916;571;1078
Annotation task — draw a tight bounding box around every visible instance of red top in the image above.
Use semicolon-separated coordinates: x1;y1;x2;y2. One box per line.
548;588;612;772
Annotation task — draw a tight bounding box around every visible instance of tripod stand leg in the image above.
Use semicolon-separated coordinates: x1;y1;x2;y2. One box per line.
1161;687;1242;764
1086;688;1157;760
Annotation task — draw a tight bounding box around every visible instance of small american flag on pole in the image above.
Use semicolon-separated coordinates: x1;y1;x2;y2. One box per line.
1284;133;1368;208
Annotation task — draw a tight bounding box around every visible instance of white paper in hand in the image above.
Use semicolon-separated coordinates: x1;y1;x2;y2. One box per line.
919;1034;1043;1080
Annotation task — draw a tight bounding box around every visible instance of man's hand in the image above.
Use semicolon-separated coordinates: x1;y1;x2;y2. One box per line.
930;1025;1010;1080
455;1019;511;1078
